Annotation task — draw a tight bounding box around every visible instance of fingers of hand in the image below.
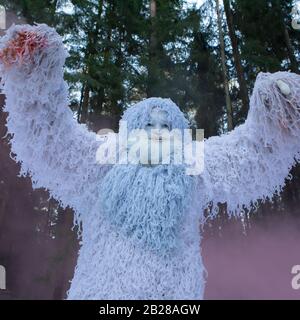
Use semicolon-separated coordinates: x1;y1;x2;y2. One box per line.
0;30;47;68
276;80;291;96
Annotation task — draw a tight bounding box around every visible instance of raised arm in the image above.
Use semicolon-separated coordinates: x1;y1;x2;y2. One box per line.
203;71;300;217
0;24;110;224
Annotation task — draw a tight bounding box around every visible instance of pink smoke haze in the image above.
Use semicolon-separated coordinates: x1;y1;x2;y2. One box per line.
202;214;300;300
1;96;300;299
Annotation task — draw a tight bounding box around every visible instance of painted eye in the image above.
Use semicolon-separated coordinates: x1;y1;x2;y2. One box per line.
146;123;152;127
162;124;169;129
264;97;271;108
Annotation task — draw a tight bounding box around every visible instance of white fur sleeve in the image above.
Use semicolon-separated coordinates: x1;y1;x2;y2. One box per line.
203;71;300;218
0;24;110;225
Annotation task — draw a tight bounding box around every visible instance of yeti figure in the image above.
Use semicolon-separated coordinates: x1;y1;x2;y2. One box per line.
1;24;300;299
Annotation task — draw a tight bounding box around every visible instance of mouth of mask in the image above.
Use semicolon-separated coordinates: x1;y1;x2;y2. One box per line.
149;135;164;141
125;133;183;165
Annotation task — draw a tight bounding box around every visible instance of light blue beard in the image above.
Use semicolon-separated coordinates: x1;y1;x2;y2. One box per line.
99;164;195;255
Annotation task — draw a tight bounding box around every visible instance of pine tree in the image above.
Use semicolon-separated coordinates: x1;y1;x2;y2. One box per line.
216;0;233;130
223;0;249;119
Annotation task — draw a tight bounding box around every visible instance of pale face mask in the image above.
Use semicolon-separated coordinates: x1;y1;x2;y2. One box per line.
126;107;183;165
144;108;171;140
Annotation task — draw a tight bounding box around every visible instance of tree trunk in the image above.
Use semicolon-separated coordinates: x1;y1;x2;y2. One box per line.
79;84;90;124
224;0;249;119
147;0;158;97
216;0;233;131
275;0;299;73
79;0;104;123
283;24;299;73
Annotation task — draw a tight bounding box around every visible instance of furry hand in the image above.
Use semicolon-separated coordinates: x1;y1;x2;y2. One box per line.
0;28;48;69
276;79;291;96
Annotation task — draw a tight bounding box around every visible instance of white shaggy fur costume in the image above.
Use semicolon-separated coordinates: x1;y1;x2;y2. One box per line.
1;24;300;300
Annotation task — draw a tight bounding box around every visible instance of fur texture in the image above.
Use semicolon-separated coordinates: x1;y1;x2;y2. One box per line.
99;164;195;254
203;71;300;218
1;24;300;299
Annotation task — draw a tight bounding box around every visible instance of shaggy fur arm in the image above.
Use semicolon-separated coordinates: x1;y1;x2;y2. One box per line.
0;24;110;225
203;71;300;218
